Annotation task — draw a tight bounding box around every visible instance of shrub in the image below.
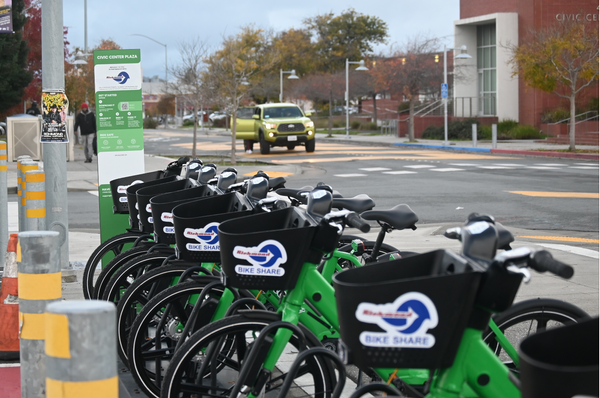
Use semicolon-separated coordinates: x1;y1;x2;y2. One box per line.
182;119;195;127
143;117;158;129
541;108;570;123
497;119;518;134
333;122;340;128
351;120;361;129
587;97;599;113
509;125;545;139
364;122;378;131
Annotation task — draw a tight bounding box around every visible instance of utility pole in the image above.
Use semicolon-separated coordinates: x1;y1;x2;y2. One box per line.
42;0;70;270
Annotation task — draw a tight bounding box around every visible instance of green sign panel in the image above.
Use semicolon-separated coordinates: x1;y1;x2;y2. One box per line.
94;49;145;244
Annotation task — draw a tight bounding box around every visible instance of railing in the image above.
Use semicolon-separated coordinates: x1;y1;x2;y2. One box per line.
546;111;599;125
380;119;398;136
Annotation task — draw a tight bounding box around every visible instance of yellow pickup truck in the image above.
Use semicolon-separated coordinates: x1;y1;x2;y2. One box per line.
234;103;315;155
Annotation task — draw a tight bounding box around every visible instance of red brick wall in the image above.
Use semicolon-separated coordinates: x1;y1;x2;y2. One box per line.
460;0;598;128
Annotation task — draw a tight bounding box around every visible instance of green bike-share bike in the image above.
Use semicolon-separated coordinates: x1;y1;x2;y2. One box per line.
158;189;590;398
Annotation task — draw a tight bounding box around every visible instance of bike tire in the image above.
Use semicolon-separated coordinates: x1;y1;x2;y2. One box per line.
115;264;202;366
128;278;224;398
82;232;146;299
483;298;590;371
94;250;173;301
160;311;336;398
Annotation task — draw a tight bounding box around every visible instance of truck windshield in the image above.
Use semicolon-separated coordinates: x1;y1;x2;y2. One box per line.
263;107;303;119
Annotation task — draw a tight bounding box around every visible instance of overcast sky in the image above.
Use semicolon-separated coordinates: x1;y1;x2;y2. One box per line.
62;0;460;80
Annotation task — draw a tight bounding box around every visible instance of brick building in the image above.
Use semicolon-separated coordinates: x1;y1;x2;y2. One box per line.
454;0;598;128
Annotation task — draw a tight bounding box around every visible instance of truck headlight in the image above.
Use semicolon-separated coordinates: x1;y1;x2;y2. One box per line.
304;121;314;128
264;122;277;129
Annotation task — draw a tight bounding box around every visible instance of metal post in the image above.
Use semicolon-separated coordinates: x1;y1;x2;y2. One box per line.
18;230;61;398
45;301;118;398
24;170;46;232
42;0;69;270
472;123;477;147
345;59;350;139
0;142;7;268
279;69;283;102
492;124;497;149
16;156;31;234
19;160;39;233
443;45;449;146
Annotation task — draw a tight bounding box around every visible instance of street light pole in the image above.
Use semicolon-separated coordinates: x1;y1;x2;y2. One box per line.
345;59;369;139
279;69;299;103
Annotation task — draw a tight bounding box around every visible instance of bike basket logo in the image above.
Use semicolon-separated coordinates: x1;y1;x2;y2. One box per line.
146;203;152;213
183;222;220;251
355;292;439;348
117;180;143;194
161;212;173;223
233;239;287;277
109;71;130;84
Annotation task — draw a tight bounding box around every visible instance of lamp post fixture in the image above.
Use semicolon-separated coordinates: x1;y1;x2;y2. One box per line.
443;44;472;145
130;33;168;85
279;69;299;103
345;59;369;139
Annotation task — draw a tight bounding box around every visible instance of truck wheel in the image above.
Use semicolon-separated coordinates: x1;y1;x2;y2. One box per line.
259;132;270;155
305;138;315;153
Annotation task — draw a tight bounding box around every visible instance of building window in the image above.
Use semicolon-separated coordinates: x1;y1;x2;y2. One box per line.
477;24;496;116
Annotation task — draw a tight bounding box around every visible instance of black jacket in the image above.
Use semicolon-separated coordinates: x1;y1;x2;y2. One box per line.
74;110;97;135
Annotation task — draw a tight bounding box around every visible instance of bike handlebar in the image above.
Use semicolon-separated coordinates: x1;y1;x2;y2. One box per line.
530;250;574;279
346;212;371;233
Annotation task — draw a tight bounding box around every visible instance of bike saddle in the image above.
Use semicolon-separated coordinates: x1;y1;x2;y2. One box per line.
332;194;375;213
361;204;419;231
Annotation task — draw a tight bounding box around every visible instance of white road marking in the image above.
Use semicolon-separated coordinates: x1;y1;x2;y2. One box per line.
334;174;369;177
528;166;560;170
537;243;599;259
574;163;598;166
534;163;565;167
404;165;436;169
87;190;99;196
494;164;524;167
0;363;20;367
382;171;418;175
431;168;464;172
477;166;513;169
359;167;392;171
569;166;599;170
450;163;480;166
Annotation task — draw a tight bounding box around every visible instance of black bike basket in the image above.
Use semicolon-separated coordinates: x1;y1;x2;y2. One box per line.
218;207;319;291
519;317;599;398
125;176;179;230
172;192;253;263
333;249;481;369
136;179;192;234
109;171;165;214
151;185;217;245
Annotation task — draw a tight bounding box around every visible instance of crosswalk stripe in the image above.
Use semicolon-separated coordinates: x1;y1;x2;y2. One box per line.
334;174;368;177
477;166;512;169
404;165;435;169
431;168;465;172
382;171;418;175
359;167;392;171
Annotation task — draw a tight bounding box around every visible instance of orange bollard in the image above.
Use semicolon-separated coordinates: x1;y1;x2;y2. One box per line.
0;234;19;359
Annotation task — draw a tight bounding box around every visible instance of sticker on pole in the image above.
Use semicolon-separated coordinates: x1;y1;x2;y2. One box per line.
233;239;287;277
356;292;438;348
41;92;69;143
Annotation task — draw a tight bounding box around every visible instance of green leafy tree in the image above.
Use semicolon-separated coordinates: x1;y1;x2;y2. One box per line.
304;8;388;72
509;19;599;150
0;0;32;114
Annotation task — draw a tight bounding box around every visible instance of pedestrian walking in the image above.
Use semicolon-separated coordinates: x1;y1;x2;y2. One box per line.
26;101;41;116
74;103;97;163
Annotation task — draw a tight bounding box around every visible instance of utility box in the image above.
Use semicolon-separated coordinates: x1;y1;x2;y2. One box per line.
7;115;75;162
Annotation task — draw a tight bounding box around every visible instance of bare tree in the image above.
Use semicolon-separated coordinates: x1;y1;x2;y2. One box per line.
204;26;279;164
168;38;210;158
371;36;443;140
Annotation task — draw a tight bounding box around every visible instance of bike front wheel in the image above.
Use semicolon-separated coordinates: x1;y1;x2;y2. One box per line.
160;311;337;398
